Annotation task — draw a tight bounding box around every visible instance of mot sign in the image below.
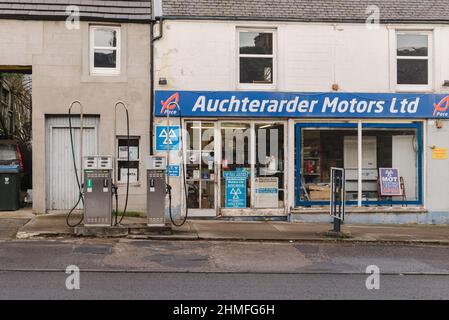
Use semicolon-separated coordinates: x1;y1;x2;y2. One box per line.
379;168;402;196
330;168;345;221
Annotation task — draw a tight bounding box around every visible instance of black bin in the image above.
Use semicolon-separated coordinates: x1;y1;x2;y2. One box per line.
0;165;21;211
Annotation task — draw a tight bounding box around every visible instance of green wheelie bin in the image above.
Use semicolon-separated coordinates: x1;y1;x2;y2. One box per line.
0;165;21;211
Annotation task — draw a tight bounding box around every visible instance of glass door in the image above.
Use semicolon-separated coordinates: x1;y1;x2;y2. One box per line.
184;121;217;216
220;122;252;210
219;121;286;214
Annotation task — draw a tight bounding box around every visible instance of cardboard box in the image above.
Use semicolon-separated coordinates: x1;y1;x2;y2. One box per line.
310;190;330;200
308;184;330;192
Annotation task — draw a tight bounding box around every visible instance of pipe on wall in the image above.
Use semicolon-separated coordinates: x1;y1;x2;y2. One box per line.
149;18;164;155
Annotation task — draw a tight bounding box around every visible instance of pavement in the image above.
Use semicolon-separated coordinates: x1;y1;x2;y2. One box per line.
1;208;449;244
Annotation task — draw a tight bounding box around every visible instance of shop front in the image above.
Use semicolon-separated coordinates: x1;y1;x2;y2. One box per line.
155;90;449;220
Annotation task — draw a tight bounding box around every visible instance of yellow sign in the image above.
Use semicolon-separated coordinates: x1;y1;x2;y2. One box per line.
432;148;448;160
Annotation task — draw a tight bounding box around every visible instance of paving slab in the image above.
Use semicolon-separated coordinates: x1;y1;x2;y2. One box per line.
0;208;34;219
192;220;285;240
0;218;31;240
345;224;449;244
16;213;74;239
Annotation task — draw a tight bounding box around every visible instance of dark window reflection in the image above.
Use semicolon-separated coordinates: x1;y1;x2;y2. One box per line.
397;34;428;57
397;59;428;85
240;32;273;55
94;50;116;68
240;58;273;84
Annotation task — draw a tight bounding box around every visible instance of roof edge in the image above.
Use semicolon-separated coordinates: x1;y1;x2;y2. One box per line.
161;15;449;25
0;14;153;23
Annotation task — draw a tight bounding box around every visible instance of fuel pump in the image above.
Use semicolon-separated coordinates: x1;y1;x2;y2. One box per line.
65;100;125;228
146;155;167;226
83;156;114;226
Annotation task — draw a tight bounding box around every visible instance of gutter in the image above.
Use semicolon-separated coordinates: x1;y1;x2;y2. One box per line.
149;17;164;155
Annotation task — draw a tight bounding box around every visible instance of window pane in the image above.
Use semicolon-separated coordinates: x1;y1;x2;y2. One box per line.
397;59;428;85
187;181;200;208
201;181;215;209
94;49;117;68
186;122;201;151
240;57;273;84
117;138;139;161
240;32;273;55
255;123;284;208
94;29;117;47
300;128;357;202
397;34;428;56
117;161;139;183
361;129;419;202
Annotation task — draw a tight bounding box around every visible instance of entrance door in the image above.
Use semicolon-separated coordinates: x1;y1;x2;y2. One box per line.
46;116;99;210
184;121;218;216
220;122;252;212
220;122;287;214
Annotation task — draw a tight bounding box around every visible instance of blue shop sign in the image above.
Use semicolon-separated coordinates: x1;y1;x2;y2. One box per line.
225;177;247;209
224;170;248;208
167;165;180;177
155;126;180;151
155;91;449;119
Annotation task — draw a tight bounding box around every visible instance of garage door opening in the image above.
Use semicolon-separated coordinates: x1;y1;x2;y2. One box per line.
0;67;32;207
45;115;99;211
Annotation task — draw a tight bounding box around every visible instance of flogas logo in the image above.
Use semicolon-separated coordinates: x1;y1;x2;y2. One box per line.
160;92;180;115
433;96;449;117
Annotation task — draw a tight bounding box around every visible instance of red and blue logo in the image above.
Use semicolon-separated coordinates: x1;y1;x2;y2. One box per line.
160;92;180;115
433;96;449;117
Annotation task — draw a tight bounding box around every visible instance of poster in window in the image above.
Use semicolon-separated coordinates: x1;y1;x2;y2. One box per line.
254;177;278;208
120;168;138;183
379;168;402;196
119;146;139;161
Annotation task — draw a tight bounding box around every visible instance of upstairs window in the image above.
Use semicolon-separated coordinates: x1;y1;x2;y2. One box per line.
396;31;431;90
90;26;121;75
238;29;275;87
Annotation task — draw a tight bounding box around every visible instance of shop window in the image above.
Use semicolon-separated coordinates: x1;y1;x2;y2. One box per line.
360;127;419;202
255;123;285;208
238;29;275;86
396;31;431;90
116;137;139;183
299;127;357;202
296;124;422;206
90;26;121;75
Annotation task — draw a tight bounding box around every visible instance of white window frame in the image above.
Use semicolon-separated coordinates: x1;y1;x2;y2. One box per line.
394;30;433;92
90;25;121;76
237;28;277;90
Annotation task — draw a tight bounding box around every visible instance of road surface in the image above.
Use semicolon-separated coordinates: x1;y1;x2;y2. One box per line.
0;239;448;299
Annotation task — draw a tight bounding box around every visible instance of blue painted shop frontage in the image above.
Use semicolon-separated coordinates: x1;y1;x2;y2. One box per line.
154;90;449;224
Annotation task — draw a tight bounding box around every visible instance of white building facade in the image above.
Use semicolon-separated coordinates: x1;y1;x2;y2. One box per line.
153;8;449;224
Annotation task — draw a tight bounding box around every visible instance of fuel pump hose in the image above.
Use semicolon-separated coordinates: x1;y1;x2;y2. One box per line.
66;106;84;228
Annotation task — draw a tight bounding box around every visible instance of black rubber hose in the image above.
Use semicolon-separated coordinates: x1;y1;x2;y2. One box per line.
66;108;84;227
113;185;118;225
117;107;130;225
